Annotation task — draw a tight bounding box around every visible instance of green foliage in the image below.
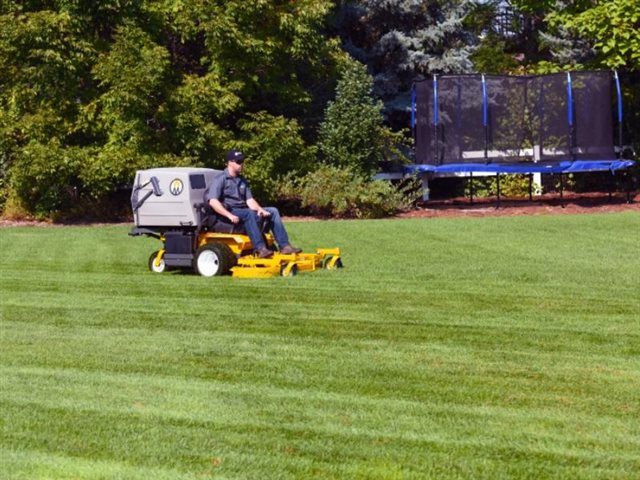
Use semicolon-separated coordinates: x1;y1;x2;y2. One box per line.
0;8;94;149
465;0;521;74
234;112;317;203
318;59;383;174
318;58;410;176
0;0;339;220
337;0;476;102
169;0;338;115
5;140;189;220
549;0;640;70
3;0;638;220
163;73;242;162
90;23;170;148
277;164;419;218
470;35;518;74
465;174;541;199
508;0;639;72
5;141;82;219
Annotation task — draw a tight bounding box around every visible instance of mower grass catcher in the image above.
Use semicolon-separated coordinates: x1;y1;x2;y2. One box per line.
130;168;342;278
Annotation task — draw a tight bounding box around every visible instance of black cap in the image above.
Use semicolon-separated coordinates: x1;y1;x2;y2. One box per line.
225;149;245;163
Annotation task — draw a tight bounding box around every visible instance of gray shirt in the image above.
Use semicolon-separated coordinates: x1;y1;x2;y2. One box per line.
205;169;253;210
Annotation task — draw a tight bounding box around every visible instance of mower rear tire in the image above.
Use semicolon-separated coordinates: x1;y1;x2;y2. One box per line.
193;243;233;277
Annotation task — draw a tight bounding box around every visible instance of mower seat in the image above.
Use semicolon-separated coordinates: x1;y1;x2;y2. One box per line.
196;202;247;234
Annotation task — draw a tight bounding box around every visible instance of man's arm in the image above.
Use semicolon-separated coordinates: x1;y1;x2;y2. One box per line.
246;197;270;217
209;198;240;224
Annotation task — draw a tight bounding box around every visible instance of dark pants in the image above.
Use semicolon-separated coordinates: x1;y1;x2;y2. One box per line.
230;207;290;251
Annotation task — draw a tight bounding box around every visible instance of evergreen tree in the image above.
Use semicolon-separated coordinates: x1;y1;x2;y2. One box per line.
336;0;476;119
318;58;386;174
318;56;410;174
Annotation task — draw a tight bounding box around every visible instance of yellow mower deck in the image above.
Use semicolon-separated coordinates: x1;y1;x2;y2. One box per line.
231;248;342;278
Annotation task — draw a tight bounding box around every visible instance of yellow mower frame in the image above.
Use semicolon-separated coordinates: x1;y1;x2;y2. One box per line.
143;229;342;278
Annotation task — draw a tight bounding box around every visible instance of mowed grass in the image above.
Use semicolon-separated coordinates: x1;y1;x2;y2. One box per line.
1;212;639;479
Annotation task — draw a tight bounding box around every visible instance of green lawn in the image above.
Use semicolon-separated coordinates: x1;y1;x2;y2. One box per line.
1;212;639;479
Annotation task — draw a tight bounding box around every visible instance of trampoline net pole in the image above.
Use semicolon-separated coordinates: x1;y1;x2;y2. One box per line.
410;84;416;142
567;72;576;162
614;70;623;158
433;75;439;165
482;75;489;164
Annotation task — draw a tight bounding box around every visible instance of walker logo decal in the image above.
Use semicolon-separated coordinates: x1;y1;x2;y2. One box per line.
169;179;184;196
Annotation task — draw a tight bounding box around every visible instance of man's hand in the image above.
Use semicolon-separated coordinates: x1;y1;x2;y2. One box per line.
228;214;240;224
258;209;271;218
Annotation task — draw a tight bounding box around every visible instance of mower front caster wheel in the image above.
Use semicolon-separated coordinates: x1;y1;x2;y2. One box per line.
148;250;167;273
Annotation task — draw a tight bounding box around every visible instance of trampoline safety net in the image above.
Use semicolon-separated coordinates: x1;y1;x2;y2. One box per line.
413;71;631;171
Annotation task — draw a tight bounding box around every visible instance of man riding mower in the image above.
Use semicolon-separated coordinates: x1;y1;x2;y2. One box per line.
129;165;342;278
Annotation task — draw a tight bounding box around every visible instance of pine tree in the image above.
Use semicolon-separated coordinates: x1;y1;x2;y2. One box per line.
318;58;386;174
336;0;476;114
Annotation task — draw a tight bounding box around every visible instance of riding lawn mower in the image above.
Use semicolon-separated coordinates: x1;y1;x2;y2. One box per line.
129;167;342;278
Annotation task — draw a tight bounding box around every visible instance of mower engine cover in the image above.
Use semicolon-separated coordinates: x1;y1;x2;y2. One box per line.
131;167;221;228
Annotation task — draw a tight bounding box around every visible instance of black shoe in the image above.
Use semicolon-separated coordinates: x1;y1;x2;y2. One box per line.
255;248;273;259
280;245;302;254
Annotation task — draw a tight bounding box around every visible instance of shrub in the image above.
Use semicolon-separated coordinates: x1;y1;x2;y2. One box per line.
4;140;190;220
465;174;541;198
233;112;317;203
5;141;82;219
276;164;420;218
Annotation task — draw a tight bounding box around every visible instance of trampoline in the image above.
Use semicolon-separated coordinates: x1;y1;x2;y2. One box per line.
409;71;636;202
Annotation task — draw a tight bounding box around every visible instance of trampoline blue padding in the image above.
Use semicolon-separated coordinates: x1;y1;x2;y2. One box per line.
405;160;635;175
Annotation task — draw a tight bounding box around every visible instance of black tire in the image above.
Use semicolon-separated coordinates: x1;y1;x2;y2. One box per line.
322;256;343;270
193;243;233;277
148;250;167;273
223;245;238;268
281;263;298;277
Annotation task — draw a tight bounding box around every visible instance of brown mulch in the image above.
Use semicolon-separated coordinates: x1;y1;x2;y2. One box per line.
1;192;638;227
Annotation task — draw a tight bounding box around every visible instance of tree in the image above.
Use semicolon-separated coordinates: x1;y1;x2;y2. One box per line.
0;0;340;219
335;0;476;121
505;0;639;72
548;0;640;71
318;57;407;175
466;0;520;74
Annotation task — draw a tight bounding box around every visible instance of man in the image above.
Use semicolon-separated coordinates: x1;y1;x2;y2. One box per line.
205;149;302;259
